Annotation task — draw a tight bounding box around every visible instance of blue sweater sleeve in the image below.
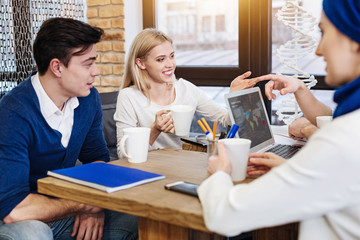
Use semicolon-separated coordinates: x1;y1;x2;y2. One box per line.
0;106;32;220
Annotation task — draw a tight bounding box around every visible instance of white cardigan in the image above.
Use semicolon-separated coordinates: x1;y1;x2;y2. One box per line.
198;109;360;240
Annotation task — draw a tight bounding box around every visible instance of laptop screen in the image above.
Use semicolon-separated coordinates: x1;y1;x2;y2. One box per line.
225;87;273;148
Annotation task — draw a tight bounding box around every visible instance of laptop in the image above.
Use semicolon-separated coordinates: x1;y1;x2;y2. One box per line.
224;87;302;159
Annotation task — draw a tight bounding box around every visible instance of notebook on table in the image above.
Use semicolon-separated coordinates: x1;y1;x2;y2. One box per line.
48;162;165;193
224;87;302;159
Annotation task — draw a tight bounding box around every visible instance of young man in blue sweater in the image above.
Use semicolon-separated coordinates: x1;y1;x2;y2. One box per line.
0;18;138;240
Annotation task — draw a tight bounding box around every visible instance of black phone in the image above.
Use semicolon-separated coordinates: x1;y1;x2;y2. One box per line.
164;181;199;197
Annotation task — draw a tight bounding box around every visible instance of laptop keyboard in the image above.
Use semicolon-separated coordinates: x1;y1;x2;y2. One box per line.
266;144;302;159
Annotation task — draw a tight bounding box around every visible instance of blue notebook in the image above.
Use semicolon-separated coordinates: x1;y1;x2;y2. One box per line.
48;162;165;193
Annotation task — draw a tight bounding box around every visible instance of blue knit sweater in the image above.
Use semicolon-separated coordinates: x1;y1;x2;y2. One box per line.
0;73;110;220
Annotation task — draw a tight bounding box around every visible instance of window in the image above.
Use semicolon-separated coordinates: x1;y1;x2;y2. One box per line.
272;0;326;76
156;1;238;67
216;15;225;32
202;16;211;33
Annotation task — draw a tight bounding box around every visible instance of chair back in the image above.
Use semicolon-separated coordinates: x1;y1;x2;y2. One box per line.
100;91;119;160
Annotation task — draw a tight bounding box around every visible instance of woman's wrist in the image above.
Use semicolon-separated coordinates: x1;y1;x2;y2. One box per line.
150;122;160;134
300;124;318;139
149;123;161;145
296;79;307;93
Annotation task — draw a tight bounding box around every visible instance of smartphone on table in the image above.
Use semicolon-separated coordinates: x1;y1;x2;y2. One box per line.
164;181;199;197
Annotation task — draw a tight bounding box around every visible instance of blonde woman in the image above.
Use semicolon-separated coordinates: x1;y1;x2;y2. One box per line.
114;28;256;157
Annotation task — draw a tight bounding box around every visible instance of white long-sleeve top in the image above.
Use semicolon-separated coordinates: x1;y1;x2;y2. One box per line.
198;109;360;240
114;78;231;158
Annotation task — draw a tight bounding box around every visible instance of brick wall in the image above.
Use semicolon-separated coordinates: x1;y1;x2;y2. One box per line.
86;0;125;93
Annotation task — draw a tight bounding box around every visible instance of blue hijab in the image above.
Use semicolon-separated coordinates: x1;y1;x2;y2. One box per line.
333;76;360;118
323;0;360;118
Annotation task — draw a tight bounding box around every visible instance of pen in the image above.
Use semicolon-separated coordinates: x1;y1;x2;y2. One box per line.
201;118;213;135
205;131;213;140
226;124;239;138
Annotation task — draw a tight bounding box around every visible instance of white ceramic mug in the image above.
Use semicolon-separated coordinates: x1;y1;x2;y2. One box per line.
119;127;150;163
170;105;194;136
316;116;333;128
219;138;251;181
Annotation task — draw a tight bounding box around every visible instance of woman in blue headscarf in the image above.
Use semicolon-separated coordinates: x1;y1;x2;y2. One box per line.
198;0;360;239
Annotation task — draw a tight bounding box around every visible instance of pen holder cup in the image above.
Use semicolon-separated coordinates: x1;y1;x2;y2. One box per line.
207;139;219;157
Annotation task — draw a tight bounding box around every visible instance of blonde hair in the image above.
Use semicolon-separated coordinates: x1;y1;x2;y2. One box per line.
121;28;173;100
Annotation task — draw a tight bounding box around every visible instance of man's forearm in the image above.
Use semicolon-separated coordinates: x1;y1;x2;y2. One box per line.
3;193;89;224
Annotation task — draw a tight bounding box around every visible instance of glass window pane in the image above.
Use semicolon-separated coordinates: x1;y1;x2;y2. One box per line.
156;0;239;66
272;0;326;76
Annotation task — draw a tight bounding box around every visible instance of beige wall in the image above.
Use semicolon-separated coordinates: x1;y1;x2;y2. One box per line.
87;0;125;93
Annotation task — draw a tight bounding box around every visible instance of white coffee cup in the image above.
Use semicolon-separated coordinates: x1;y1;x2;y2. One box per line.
219;138;251;181
316;116;333;128
119;127;150;163
170;105;194;136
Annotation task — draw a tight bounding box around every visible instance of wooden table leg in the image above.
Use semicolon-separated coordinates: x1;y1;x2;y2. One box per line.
138;217;226;240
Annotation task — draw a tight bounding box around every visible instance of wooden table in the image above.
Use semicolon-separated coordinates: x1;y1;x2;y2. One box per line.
38;149;298;240
182;142;207;152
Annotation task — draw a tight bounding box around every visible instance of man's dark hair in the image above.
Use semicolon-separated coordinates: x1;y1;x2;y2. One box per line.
33;17;104;75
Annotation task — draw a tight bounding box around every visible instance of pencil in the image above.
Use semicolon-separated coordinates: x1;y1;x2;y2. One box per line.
201;118;213;135
210;140;215;155
212;121;217;140
197;120;208;133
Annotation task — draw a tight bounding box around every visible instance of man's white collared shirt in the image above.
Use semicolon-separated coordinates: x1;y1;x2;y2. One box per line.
31;73;79;148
